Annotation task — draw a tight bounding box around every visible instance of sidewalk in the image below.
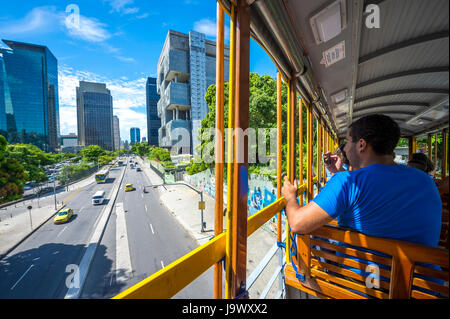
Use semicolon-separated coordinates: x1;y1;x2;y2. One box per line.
137;157;282;299
0;169;97;259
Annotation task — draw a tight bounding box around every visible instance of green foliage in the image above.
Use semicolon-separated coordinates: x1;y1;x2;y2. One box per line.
185;160;209;175
148;146;172;162
131;142;151;157
6;143;50;183
189;72;290;176
0;135;26;202
78;145;107;163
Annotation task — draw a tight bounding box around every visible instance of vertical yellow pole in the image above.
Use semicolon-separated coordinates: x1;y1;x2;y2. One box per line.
434;133;438;175
214;2;225;300
225;2;236;300
298;98;303;206
428;134;432;161
285;79;291;264
276;73;282;244
307;104;313;203
445;129;449;178
316;119;321;193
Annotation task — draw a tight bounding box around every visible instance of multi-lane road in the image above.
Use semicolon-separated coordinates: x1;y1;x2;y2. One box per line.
0;159;214;299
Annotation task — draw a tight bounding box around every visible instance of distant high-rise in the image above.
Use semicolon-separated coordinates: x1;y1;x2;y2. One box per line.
157;30;229;155
76;81;114;151
113;115;121;150
130;127;140;145
146;77;159;146
0;40;60;152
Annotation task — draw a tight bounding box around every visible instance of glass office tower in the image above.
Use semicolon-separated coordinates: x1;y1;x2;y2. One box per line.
76;81;114;151
146;77;160;146
0;40;60;152
130;127;140;145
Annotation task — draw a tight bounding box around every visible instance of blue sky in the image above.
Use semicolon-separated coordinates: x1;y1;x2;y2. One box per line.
0;0;276;142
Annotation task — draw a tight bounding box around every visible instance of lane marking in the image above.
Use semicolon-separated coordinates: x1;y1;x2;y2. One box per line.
57;226;68;238
145;205;148;212
150;223;154;234
11;264;34;290
115;202;133;284
160;260;164;268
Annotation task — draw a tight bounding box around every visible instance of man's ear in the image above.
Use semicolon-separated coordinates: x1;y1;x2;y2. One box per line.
358;139;368;153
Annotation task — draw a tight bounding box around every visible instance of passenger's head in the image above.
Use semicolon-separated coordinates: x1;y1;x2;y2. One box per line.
408;152;434;174
344;114;400;168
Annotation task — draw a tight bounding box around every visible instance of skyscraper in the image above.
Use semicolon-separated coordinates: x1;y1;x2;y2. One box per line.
130;127;140;145
113;115;121;150
157;30;229;155
0;40;60;152
76;81;114;151
146;77;159;146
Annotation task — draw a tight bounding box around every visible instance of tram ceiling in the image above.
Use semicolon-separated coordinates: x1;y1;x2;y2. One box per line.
218;0;449;137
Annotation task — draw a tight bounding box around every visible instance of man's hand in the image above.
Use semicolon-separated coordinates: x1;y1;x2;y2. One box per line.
281;176;298;202
323;152;344;175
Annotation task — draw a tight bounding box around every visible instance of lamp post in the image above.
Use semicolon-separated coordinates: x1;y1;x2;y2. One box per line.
147;182;206;232
53;180;57;210
27;205;33;230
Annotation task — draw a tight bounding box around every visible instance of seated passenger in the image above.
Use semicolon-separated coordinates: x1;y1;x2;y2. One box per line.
282;114;443;295
282;114;441;246
407;152;434;175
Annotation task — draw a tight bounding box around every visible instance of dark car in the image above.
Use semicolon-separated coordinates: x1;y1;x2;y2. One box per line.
136;167;141;172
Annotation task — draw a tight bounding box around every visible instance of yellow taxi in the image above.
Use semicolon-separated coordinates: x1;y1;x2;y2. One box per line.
54;208;73;224
124;183;133;192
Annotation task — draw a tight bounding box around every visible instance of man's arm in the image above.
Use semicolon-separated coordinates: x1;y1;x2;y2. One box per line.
282;176;333;234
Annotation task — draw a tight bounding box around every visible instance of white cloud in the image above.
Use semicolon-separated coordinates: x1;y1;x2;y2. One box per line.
65;14;111;43
0;6;61;36
58;65;150;142
106;0;140;15
193;18;230;41
0;6;112;44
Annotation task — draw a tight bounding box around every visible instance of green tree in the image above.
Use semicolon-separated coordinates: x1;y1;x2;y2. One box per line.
190;72;290;176
131;142;151;157
0;135;26;203
6;143;49;185
78;145;107;163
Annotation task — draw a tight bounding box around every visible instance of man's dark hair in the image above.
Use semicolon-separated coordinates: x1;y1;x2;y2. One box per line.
348;114;400;155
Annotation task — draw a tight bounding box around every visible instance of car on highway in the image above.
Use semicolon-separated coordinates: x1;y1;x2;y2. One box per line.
136;167;141;172
54;208;74;224
125;184;133;192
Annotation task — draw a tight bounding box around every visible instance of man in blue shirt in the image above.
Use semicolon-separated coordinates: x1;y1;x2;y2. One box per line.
281;114;442;247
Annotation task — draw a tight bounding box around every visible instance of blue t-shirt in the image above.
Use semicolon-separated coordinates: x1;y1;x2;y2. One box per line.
313;164;442;247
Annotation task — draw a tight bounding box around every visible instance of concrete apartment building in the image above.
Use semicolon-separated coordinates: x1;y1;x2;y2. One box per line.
113;115;121;150
157;30;229;155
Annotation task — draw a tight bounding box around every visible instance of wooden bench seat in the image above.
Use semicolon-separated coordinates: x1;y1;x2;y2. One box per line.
284;225;449;299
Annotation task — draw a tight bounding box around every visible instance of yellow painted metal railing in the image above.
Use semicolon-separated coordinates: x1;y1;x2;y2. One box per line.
113;198;286;299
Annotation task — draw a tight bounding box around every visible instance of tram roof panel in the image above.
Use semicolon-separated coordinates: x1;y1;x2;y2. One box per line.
219;0;449;137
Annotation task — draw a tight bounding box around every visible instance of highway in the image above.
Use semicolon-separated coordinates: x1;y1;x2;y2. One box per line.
0;159;214;298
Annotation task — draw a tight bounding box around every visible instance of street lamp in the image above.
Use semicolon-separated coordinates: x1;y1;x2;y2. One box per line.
27;205;33;230
146;183;206;232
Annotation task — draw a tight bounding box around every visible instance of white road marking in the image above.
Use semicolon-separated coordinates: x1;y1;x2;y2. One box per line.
145;205;148;212
150;223;154;234
57;226;68;238
141;194;143;198
115;202;133;283
11;265;34;290
160;260;165;268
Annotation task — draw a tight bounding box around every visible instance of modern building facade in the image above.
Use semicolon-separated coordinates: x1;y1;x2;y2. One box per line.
157;30;229;154
61;133;77;148
146;77;160;146
113;115;121;150
130;127;140;145
76;81;114;151
0;40;60;152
